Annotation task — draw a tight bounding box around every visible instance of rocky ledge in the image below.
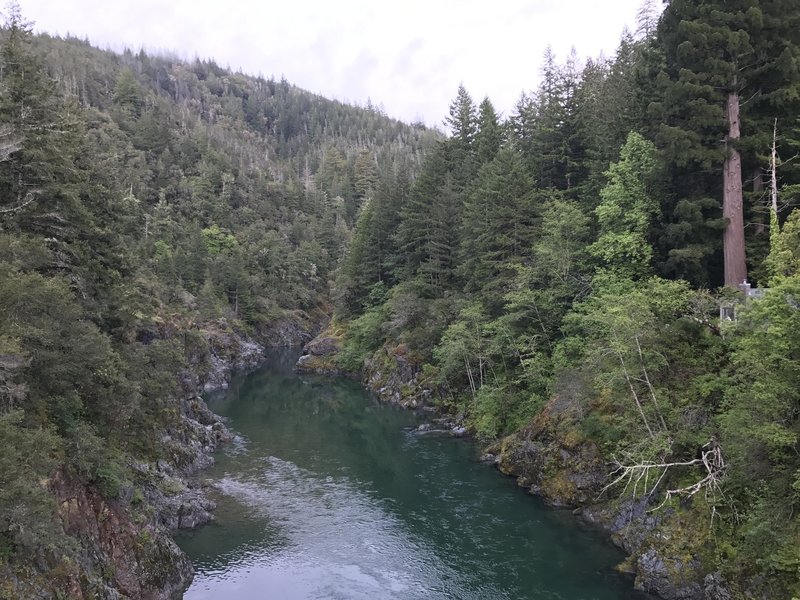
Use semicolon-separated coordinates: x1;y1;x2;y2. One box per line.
144;395;234;533
295;333;350;376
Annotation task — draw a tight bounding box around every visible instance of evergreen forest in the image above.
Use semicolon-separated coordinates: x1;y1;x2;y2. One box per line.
1;1;800;598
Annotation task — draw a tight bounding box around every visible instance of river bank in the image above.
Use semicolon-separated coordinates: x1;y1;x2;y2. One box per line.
294;328;733;600
0;312;320;600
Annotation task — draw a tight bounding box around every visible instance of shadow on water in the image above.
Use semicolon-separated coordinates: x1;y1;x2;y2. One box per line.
176;348;649;600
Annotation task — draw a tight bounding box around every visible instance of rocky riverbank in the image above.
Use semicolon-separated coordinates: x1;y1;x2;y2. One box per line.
294;327;733;600
138;314;318;542
2;389;233;600
295;332;436;408
1;313;320;600
486;396;733;600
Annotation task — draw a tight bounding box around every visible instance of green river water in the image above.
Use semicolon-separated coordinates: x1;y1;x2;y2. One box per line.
175;349;647;600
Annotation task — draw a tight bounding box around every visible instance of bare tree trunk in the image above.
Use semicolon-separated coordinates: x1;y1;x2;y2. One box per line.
634;336;668;433
753;168;765;234
771;120;779;217
476;324;484;388
769;120;781;254
617;351;655;440
723;91;747;287
464;354;476;399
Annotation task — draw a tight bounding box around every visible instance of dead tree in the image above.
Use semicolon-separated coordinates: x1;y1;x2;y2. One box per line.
602;438;727;523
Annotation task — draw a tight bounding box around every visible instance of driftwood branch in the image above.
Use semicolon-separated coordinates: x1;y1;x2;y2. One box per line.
602;440;726;519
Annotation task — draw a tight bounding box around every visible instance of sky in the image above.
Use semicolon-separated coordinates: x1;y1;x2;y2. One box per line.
15;0;653;127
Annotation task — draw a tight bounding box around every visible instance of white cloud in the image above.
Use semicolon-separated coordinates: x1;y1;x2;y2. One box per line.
14;0;653;125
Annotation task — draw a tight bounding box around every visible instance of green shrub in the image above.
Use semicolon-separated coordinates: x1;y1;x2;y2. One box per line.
336;304;388;372
470;384;543;440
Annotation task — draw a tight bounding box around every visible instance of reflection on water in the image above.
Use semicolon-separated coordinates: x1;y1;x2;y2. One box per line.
176;349;645;600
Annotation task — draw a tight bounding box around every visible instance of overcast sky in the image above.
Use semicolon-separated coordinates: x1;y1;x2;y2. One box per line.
16;0;653;127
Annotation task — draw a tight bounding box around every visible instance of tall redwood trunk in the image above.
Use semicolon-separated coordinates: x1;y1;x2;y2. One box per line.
723;91;747;287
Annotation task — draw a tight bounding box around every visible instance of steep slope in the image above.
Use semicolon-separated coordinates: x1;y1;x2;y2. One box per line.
0;9;438;598
322;13;800;600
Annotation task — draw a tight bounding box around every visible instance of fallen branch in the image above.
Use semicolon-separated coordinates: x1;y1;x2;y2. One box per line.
602;439;726;519
0;190;39;214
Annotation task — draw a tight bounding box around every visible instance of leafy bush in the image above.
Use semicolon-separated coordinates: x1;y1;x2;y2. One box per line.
470;383;543;439
336;304;388;372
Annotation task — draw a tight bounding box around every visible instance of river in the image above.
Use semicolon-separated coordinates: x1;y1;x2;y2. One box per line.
175;349;646;600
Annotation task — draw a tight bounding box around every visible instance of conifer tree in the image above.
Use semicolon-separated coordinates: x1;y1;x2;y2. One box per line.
419;173;461;295
475;97;502;164
443;84;478;191
656;0;800;287
0;4;71;221
336;198;378;313
395;142;450;282
444;83;478;146
512;47;585;194
113;68;145;118
518;46;565;189
353;149;378;200
576;30;656;202
460;147;535;305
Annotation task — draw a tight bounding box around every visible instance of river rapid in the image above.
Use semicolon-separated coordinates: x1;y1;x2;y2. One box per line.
176;349;646;600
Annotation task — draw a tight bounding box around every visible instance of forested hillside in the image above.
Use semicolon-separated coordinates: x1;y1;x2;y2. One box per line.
0;4;436;596
326;2;800;598
3;0;800;598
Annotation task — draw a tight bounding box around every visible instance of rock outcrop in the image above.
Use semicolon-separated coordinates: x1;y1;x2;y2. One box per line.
50;470;194;600
295;333;346;375
363;344;432;408
144;395;234;533
166;318;266;394
258;312;320;348
489;394;726;600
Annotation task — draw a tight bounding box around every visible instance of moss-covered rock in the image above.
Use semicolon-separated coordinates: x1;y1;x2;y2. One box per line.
492;394;606;506
363;344;433;408
294;322;354;376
